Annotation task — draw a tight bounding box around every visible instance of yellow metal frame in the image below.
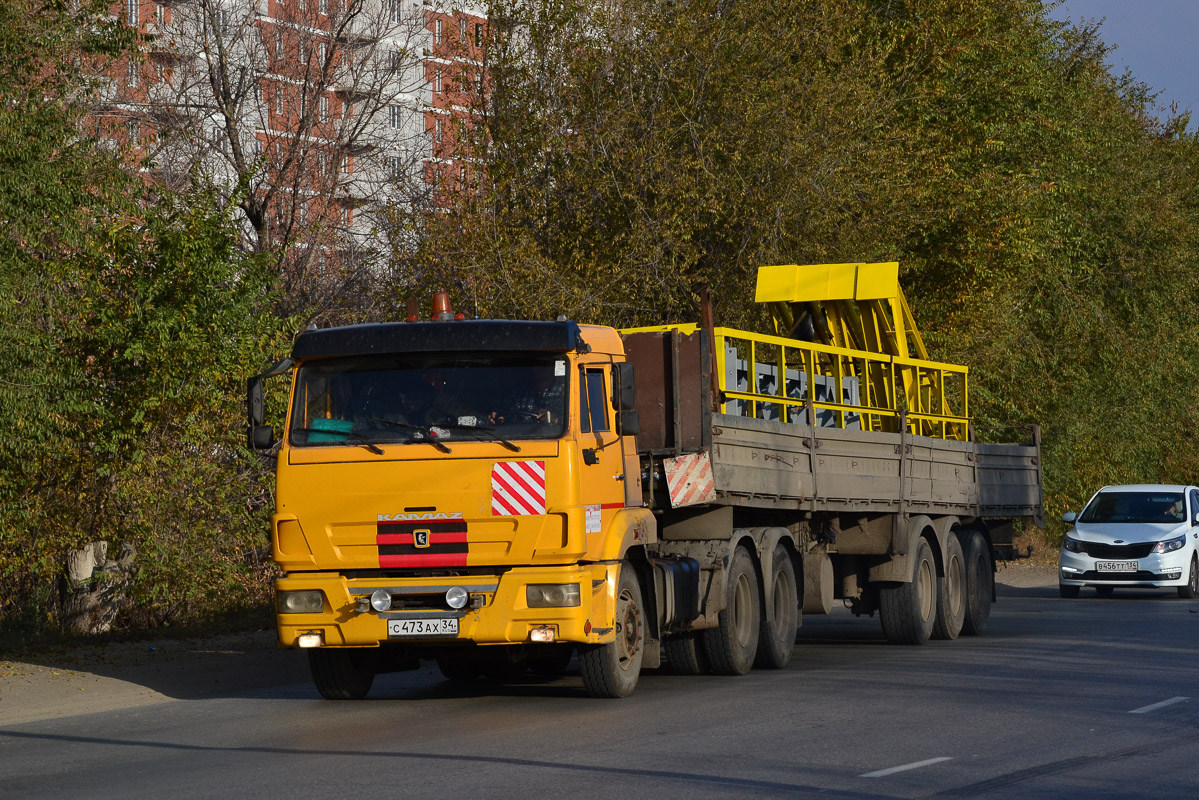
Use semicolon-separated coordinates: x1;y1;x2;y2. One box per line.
624;324;968;441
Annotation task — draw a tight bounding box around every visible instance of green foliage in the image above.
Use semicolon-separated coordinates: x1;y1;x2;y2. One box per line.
389;0;1199;530
0;1;288;633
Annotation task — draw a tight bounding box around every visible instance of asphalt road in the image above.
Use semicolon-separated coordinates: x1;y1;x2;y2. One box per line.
3;573;1198;799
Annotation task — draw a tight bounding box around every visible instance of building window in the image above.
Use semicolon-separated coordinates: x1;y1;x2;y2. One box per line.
388;0;400;23
342;206;353;225
474;23;482;47
127;60;139;88
434;117;442;144
318;152;328;174
319;42;327;65
460;17;466;40
275;90;284;115
299;0;307;11
154;3;165;27
127;0;138;26
459;164;465;183
340;154;350;173
435;19;442;44
434;68;442;93
320;95;329;119
386;154;400;178
128;119;141;144
389;105;402;129
319;0;328;14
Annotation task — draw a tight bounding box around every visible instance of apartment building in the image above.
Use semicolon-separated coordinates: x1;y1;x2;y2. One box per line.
98;0;486;274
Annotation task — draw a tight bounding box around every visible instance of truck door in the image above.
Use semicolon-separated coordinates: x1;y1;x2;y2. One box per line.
579;363;626;536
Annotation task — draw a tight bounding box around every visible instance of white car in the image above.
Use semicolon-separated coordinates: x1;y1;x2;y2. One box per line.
1059;484;1199;598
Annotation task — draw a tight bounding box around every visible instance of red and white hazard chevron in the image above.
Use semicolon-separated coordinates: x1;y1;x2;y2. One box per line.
491;460;547;516
663;452;717;508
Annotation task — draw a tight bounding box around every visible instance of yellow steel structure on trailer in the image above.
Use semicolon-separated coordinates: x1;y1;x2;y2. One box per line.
624;262;968;441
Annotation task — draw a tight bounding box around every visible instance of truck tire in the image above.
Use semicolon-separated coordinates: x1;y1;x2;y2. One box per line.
579;561;645;698
664;634;708;675
702;546;761;674
755;541;798;668
961;529;993;636
879;537;937;645
932;533;966;640
308;648;377;700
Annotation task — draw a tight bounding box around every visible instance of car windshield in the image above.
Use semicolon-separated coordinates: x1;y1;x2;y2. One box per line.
290;353;568;447
1079;491;1186;524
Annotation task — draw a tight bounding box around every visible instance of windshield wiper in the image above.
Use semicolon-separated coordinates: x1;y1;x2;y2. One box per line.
368;418;452;453
435;423;521;453
293;427;385;456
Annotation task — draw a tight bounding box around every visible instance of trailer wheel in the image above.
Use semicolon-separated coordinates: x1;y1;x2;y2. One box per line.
579;561;645;698
961;529;993;635
879;537;937;645
755;542;798;668
664;634;708;675
932;534;966;640
308;648;377;700
703;546;761;674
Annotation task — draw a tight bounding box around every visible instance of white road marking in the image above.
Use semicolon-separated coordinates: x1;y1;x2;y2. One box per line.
860;757;953;778
1129;696;1189;714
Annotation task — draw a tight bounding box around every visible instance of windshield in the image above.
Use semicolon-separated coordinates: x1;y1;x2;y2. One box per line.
290;353;568;447
1079;491;1186;524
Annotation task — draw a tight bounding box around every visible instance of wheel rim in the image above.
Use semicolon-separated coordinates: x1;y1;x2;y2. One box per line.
733;571;755;647
616;588;642;670
917;555;935;622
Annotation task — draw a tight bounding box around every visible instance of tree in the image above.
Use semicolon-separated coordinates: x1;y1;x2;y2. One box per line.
91;0;435;316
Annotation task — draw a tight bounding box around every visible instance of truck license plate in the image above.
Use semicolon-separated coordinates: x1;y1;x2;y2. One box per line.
1096;561;1138;573
387;618;458;638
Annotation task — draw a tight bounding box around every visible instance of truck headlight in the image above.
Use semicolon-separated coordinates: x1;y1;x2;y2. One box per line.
1152;534;1187;554
526;583;581;608
278;590;324;614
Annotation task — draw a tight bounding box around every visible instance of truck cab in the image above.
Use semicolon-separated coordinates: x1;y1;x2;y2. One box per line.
255;317;654;698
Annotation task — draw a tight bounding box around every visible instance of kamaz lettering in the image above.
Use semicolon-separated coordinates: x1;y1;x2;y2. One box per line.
377;512;464;522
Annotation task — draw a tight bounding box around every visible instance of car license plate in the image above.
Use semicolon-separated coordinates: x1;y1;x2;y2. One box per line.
387;618;459;638
1096;561;1138;573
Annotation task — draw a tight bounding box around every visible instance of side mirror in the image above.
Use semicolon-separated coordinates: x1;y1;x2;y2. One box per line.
1191;512;1199;526
613;362;636;412
250;424;274;450
617;410;640;437
1061;512;1077;524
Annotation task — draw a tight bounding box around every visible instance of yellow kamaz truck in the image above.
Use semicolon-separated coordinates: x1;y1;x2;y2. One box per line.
248;263;1042;698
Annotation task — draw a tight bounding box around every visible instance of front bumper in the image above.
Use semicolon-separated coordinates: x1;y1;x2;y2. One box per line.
1059;549;1190;587
275;563;620;649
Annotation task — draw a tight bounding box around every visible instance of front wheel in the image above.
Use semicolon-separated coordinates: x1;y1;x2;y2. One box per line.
1179;557;1198;599
755;542;798;668
703;545;761;674
579;561;645;698
308;649;377;700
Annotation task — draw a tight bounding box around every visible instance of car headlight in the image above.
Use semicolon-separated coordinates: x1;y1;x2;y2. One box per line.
1152;534;1187;554
1063;536;1086;553
526;583;581;608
